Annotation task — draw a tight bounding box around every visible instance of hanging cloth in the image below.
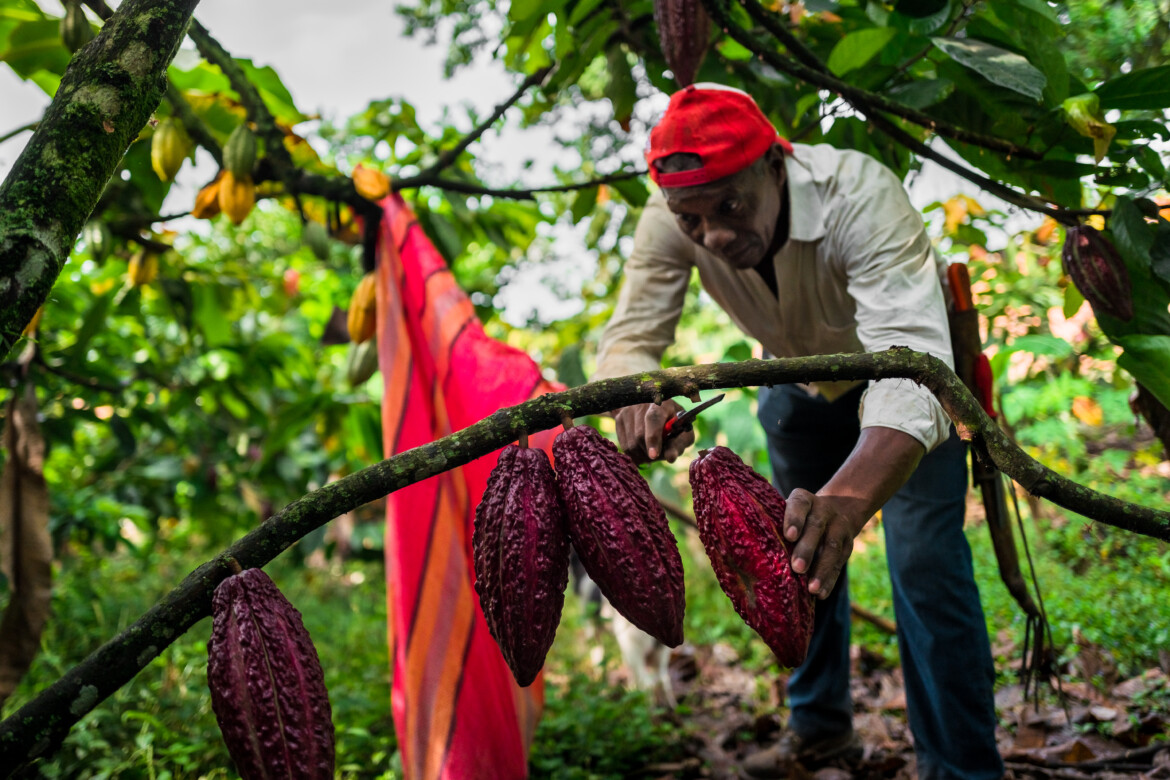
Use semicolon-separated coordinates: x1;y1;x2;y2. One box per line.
375;194;563;779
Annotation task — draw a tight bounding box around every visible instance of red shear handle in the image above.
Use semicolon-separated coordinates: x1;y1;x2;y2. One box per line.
974;353;997;419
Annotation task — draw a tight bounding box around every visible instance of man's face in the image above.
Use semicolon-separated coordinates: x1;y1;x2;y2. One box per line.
662;153;785;270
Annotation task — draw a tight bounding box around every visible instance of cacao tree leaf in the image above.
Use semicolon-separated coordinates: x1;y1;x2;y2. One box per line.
1117;335;1170;411
931;37;1046;100
1095;65;1170;111
571;186;598;224
0;386;53;708
610;176;649;208
0;19;68;85
1111;196;1155;270
236;59;305;125
827;28;898;76
1063;281;1085;318
1133;146;1168;188
889;0;952;35
885;78;954;109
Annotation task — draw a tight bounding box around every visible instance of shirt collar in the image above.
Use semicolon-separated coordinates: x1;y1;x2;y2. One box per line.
783;144;826;244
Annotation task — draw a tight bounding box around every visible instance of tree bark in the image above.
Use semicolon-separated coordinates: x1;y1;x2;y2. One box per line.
0;0;202;359
0;350;1167;773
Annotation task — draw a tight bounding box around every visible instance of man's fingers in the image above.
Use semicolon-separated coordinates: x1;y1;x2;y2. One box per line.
662;428;695;463
808;526;853;599
788;497;825;575
783;489;814;546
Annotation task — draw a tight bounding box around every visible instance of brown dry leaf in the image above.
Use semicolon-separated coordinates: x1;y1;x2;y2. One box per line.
0;386;53;708
1072;395;1104;426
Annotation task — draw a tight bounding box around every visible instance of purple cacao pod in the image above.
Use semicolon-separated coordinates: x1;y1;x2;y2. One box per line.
689;447;815;668
473;443;571;687
208;568;334;779
553;424;686;647
654;0;711;87
1062;224;1134;321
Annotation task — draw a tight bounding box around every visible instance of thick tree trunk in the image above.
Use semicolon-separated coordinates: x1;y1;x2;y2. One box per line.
0;0;202;359
1;350;1167;774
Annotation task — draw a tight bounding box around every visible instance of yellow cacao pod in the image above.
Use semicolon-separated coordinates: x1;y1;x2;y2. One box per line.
223;124;258;180
128;250;159;287
347;273;377;344
192;173;223;219
151;119;192;182
352;164;390;202
218;172;256;225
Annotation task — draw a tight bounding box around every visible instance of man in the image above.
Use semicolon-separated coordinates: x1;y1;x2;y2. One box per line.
592;83;1004;780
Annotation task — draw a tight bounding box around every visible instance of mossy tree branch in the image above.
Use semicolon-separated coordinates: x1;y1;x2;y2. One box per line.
0;0;203;360
1;350;1165;773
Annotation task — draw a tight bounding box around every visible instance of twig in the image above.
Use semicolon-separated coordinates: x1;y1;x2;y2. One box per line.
421;66;553;178
850;604;897;634
703;0;1071;221
0;121;38;146
33;355;127;394
656;495;697;529
186;19;293;169
392;169;645;200
2;349;1167;774
733;0;1041;161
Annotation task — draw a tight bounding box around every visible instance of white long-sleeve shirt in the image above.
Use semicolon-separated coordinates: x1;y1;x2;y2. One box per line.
594;142;955;452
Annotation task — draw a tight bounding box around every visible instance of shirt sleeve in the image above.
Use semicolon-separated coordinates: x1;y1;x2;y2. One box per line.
594;194;695;381
823;155;954;452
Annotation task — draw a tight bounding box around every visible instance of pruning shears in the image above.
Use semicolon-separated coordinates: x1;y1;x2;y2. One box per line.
662;394;725;440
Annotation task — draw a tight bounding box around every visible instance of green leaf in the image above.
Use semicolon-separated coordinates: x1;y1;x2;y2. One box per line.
1133;145;1168;186
1010;333;1074;359
885;78;954;109
1117;335;1170;410
931;37;1046;100
1095;65;1170;111
716;38;753;62
890;0;952;35
571;186;598;224
568;0;607;26
827;28;899;76
1111;196;1154;269
1063;281;1084;318
611;176;649;208
0;19;68;83
237;59;305;124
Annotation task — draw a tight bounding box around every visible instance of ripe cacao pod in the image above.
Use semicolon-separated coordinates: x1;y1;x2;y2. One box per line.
60;1;93;54
345;337;379;387
127;250;158;286
553;424;685;647
218;171;256;225
192;173;223;219
653;0;711;87
151;119;191;182
1062;224;1134;322
689;446;814;668
224;124;258;180
208;567;335;779
346;272;377;345
83;220;112;263
352;164;391;202
303;220;331;260
473;442;571;686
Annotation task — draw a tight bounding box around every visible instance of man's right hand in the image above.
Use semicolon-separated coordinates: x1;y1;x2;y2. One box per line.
613;400;694;464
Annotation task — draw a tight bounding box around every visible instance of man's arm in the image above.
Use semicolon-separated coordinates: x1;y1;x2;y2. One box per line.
782;426;924;598
596;193;696;462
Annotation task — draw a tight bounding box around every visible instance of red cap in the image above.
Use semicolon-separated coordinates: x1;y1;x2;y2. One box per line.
646;84;793;188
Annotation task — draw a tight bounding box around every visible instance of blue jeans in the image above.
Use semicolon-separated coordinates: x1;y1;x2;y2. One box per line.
757;383;1003;780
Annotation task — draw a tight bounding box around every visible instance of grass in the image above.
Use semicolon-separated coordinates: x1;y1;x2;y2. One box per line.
4;487;1168;778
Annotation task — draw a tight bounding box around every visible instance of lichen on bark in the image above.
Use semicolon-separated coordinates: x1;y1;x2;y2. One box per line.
0;0;202;359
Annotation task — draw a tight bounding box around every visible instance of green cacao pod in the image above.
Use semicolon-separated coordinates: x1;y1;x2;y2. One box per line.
653;0;710;87
304;220;331;261
83;220;112;263
208;567;335;779
553;424;685;647
345;337;379;387
151;119;191;182
60;1;93;54
1062;224;1134;322
689;447;814;668
473;441;571;686
223;124;258;180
